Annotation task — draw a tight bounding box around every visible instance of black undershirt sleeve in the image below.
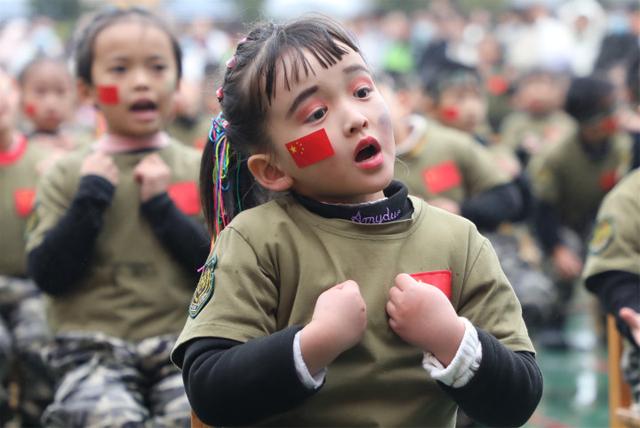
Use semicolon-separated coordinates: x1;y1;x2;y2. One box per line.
178;326;320;427
585;271;640;347
460;182;523;230
439;329;543;427
533;200;562;254
140;193;210;276
27;175;114;296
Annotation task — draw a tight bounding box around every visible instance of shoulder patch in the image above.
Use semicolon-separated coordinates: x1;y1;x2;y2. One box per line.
589;218;615;255
189;253;217;318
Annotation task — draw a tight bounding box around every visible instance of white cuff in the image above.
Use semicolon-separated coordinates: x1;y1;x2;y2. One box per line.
293;330;326;389
422;317;482;388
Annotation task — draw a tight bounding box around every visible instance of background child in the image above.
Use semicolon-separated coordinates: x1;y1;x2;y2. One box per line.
582;169;640;410
0;68;53;427
26;8;210;426
18;57;77;151
500;69;575;167
171;15;541;428
529;75;633;349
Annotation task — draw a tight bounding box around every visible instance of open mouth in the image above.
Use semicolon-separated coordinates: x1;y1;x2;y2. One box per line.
130;99;158;112
354;137;381;163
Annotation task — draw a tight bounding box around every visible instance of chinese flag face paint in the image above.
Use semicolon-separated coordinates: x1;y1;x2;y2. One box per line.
440;106;460;123
422;161;462;194
285;128;335;168
97;85;119;104
24;103;37;117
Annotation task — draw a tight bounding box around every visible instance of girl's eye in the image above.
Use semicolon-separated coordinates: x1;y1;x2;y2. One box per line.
305;107;327;123
109;66;126;74
152;64;167;72
354;86;372;99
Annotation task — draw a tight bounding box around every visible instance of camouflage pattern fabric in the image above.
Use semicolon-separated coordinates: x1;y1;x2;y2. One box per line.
483;230;556;331
42;333;190;428
0;275;53;426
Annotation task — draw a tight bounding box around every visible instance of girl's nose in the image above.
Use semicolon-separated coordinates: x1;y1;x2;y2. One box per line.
132;69;150;89
343;107;369;136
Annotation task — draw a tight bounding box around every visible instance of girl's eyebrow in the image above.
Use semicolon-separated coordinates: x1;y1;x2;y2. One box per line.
285;64;370;118
286;85;319;118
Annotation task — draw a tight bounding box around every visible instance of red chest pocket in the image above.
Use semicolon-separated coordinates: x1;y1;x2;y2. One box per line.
409;270;452;299
168;181;201;216
14;188;36;217
422;161;462;194
599;170;617;191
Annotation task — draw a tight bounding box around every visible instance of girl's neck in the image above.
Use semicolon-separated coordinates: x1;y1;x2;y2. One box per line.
96;131;169;154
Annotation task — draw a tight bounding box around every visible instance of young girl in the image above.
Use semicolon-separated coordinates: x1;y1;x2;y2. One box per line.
171;16;542;427
18;57;76;141
26;8;209;427
0;68;53;427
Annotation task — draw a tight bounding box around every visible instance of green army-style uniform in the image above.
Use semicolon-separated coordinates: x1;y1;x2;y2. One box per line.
528;131;632;240
394;119;508;203
528;130;632;340
395;118;555;329
27;140;203;427
172;195;534;427
0;135;53;426
499;110;576;165
583;170;640;406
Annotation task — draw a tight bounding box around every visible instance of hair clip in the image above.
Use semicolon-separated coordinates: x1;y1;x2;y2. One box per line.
225;55;237;69
216;86;224;102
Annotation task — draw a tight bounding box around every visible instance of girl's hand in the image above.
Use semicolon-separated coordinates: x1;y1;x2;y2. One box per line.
81;151;119;185
134;153;171;202
619;307;640;346
300;280;367;375
387;273;465;366
552;245;583;280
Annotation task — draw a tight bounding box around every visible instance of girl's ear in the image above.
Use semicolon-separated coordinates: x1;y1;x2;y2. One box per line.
247;153;293;192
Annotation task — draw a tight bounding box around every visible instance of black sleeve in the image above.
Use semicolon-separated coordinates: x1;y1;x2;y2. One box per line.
460;182;523;230
27;175;114;296
532;199;562;254
179;326;320;427
439;329;543;427
140;193;210;275
585;271;640;348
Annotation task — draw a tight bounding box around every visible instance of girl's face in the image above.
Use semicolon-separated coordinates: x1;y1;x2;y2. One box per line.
89;20;178;137
266;47;395;204
437;85;486;133
0;72;20;135
21;62;75;133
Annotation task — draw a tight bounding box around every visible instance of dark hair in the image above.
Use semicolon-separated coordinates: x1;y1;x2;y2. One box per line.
421;59;481;101
73;7;182;85
564;76;615;122
199;15;361;236
18;56;71;87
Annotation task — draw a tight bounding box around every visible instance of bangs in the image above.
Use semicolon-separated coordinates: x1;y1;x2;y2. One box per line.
244;18;360;112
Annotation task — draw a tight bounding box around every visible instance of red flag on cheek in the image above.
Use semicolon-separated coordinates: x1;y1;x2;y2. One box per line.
14;188;36;217
285;129;335;168
600;117;618;134
410;270;452;299
24;103;37;117
97;85;120;104
422;161;462;194
440;107;460;123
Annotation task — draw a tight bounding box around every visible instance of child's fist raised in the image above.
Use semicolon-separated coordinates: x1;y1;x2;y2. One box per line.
134;153;171;202
81;151;119;185
300;280;367;374
387;273;465;366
